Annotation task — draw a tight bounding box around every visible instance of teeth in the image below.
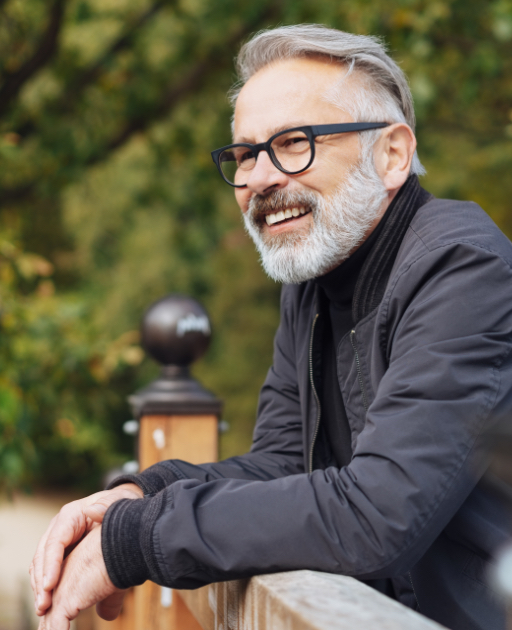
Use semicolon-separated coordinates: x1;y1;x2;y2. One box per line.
265;207;309;226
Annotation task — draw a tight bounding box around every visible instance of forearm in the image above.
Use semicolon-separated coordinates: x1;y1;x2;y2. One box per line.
107;448;304;496
101;460;473;591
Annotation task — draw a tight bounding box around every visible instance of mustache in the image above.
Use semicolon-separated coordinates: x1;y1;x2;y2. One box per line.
247;190;319;224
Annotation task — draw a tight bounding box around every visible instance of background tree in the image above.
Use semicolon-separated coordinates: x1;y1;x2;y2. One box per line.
0;0;511;493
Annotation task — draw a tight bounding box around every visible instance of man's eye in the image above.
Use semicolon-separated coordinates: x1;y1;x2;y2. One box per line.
238;150;254;164
280;136;308;150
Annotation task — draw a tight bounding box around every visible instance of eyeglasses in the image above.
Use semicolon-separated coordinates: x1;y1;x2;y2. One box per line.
211;122;389;188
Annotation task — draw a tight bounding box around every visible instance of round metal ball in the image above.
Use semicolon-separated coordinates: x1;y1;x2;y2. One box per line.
141;294;212;367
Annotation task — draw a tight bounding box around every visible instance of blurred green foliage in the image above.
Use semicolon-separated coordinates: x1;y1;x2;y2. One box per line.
0;0;511;493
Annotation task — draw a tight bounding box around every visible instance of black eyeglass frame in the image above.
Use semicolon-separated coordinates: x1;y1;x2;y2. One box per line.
211;122;390;188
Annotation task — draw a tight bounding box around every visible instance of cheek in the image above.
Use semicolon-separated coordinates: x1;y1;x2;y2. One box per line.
323;149;359;176
319;138;361;177
235;189;250;213
295;165;342;196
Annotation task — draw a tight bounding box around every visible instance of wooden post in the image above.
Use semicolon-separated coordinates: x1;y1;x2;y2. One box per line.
93;295;222;630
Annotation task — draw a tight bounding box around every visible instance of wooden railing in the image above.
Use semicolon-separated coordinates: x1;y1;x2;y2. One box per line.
179;570;447;630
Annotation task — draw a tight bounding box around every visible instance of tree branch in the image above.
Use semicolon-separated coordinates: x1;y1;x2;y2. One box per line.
60;0;170;113
0;0;66;119
0;5;281;208
14;0;172;139
0;183;36;207
89;15;273;164
97;56;222;158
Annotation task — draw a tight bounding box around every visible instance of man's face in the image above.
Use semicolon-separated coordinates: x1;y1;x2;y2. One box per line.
234;57;361;221
233;57;388;283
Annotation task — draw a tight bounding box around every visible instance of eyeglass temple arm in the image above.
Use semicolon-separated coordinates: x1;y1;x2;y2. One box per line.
310;122;389;135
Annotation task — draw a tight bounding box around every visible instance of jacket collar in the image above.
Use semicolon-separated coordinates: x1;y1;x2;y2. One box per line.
351;175;433;324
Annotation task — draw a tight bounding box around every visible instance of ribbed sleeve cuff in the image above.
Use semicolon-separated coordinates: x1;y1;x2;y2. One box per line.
106;461;185;495
102;498;149;589
102;491;168;589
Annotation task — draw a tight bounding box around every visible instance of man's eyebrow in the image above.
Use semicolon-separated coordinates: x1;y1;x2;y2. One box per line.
234;121;310;144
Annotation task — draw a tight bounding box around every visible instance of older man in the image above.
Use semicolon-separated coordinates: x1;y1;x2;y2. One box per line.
31;25;512;630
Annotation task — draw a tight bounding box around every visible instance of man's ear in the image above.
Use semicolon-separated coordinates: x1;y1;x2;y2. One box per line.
373;123;416;193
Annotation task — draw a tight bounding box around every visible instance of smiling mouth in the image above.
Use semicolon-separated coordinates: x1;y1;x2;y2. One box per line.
265;206;311;226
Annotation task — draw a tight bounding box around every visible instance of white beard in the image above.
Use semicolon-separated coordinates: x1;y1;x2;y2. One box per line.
243;154;388;284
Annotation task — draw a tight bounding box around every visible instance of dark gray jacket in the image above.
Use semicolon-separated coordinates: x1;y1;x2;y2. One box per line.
104;180;512;630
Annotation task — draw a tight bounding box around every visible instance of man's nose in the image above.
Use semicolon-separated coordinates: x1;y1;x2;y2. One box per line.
245;150;289;195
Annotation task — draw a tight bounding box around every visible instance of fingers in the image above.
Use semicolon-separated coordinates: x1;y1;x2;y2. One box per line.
42;502;88;593
38;593;125;630
32;515;58;615
41;527;122;630
96;591;126;621
84;484;143;523
38;613;70;630
32;495;101;615
29;561;51;616
31;485;142;619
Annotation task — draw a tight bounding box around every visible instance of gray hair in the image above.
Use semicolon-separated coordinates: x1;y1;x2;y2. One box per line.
231;24;425;176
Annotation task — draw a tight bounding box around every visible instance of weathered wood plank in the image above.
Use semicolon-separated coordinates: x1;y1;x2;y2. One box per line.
139;414;218;468
179;570;448;630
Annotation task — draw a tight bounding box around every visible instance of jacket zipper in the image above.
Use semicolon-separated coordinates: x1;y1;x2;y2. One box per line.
308;313;321;473
408;572;421;611
350;329;369;411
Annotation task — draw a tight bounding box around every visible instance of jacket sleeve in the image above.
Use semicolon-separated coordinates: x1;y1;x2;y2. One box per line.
102;240;512;589
107;285;305;496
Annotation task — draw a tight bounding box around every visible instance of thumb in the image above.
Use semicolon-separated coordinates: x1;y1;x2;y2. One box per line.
96;591;126;621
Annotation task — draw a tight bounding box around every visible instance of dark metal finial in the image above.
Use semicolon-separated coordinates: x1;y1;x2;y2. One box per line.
129;294;222;418
141;294;212;367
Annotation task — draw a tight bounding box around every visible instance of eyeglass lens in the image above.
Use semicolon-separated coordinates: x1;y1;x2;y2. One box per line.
219;129;311;186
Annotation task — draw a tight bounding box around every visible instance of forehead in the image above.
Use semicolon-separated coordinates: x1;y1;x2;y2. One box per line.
233;57;354;142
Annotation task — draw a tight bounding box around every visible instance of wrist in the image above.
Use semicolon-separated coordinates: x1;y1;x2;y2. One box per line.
116;483;144;499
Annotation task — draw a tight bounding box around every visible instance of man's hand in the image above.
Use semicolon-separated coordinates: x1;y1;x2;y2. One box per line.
30;483;143;616
38;525;125;630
